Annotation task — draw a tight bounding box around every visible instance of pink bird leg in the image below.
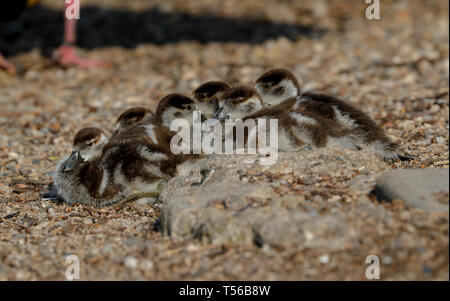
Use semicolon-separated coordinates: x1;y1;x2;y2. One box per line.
52;1;107;68
0;52;17;73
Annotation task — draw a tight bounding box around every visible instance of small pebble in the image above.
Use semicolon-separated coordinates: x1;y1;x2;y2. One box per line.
186;244;199;252
319;254;330;264
123;256;138;269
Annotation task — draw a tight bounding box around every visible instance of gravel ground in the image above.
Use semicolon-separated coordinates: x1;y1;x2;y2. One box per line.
0;0;448;280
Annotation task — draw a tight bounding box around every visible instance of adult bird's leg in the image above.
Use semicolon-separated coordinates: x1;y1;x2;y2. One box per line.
0;52;17;73
52;0;107;68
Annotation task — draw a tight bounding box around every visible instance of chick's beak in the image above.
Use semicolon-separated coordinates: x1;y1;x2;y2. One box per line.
111;129;120;138
63;150;84;172
212;106;228;122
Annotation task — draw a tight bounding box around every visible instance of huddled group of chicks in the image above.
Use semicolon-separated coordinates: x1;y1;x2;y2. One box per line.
50;68;411;207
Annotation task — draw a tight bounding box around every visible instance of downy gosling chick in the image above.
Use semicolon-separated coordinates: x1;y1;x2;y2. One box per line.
112;106;176;155
192;81;230;118
155;93;204;129
154;93;206;173
54;127;172;207
255;68;411;161
113;107;155;136
116;95;204;163
214;86;358;152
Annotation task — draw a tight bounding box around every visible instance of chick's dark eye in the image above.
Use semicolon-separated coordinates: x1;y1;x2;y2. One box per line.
174;112;182;117
86;142;93;147
274;86;285;94
186;105;192;111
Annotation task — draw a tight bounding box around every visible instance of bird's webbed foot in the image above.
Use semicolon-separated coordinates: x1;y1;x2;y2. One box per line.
52;45;108;68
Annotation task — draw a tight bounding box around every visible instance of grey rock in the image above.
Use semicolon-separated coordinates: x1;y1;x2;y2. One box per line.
159;148;387;247
372;169;449;212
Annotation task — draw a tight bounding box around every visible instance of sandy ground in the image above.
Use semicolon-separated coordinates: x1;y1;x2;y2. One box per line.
0;0;448;280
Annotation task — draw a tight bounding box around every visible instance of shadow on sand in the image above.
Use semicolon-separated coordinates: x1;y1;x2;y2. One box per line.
0;4;324;57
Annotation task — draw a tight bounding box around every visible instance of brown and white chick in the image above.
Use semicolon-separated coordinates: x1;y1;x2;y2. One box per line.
254;69;300;107
53;127;172;207
112;107;155;136
255;68;411;161
192;81;230;118
155;93;204;129
153;93;207;172
113;95;203;175
111;106;175;155
215;86;357;152
215;86;264;120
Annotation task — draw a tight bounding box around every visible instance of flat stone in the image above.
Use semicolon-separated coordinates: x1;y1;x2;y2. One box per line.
159;148;387;246
371;169;449;212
